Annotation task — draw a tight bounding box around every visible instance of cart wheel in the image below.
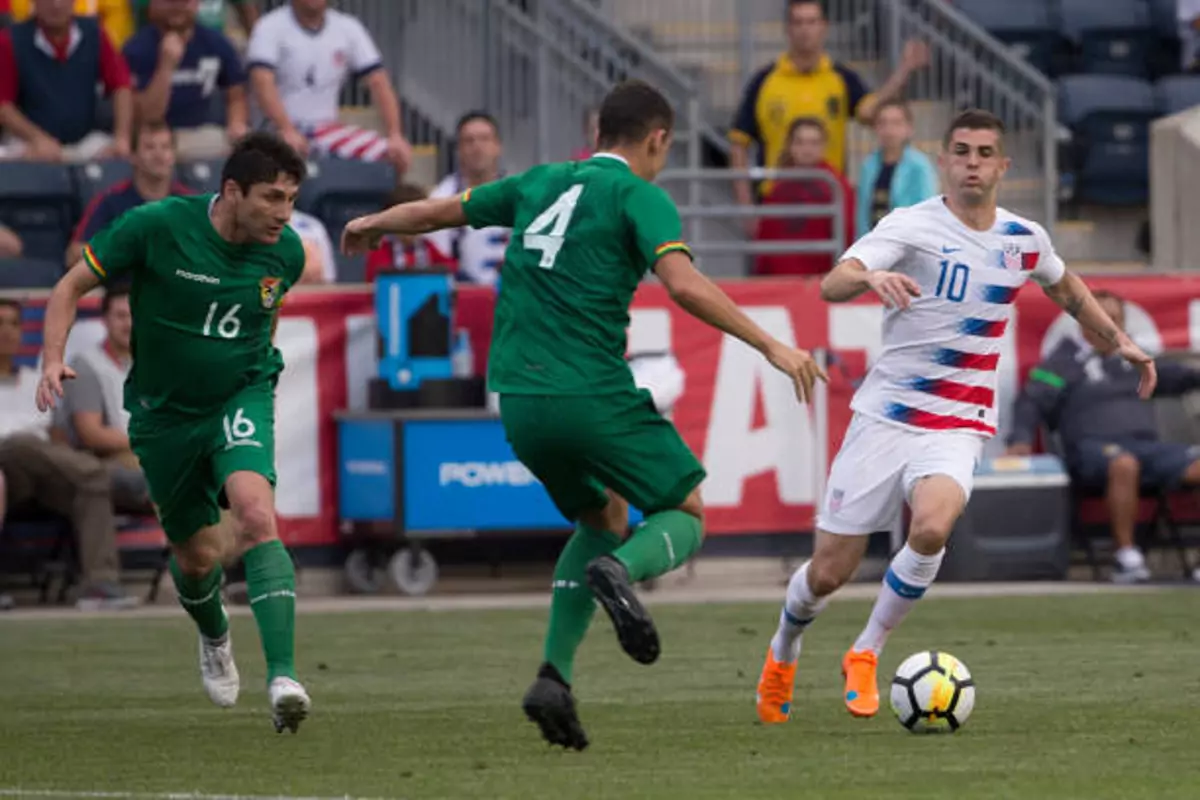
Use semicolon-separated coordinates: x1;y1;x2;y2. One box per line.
344;547;388;594
389;548;438;596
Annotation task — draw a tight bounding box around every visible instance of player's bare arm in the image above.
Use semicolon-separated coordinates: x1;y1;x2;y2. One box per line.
36;260;101;411
341;196;468;255
654;250;828;403
820;258;922;310
1042;270;1157;398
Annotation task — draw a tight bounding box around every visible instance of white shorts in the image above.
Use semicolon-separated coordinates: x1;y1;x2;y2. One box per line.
816;413;983;536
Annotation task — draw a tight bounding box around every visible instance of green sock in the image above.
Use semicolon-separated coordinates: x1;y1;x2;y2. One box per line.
613;510;704;583
543;523;622;684
242;539;297;684
169;556;229;641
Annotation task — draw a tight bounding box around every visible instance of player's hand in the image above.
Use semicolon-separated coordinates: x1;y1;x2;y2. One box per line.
341;215;384;255
766;343;829;404
1115;337;1157;399
36;363;77;412
865;270;921;310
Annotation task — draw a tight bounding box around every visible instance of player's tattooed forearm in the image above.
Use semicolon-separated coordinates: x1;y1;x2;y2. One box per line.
1063;294;1084;318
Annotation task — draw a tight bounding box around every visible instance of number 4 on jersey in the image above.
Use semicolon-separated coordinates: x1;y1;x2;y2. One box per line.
523;184;584;269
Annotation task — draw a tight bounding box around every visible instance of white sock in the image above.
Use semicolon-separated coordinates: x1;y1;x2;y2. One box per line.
770;561;830;662
853;544;944;655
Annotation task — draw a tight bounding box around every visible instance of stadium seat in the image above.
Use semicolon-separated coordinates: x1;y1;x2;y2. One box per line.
1058;74;1156;205
176;159;225;194
954;0;1062;76
1059;0;1154;77
0;257;65;288
72;159;134;212
297;158;396;283
0;163;76;261
1147;0;1185;77
1155;74;1200;115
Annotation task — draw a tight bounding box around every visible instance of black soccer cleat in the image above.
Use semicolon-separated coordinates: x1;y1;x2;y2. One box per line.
585;555;660;665
522;665;589;751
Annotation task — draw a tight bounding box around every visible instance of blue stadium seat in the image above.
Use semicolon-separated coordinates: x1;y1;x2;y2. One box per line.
0;257;65;288
176;159;224;194
954;0;1062;76
296;158;396;283
1059;0;1154;77
0;163;76;262
72;159;134;212
1156;75;1200;115
1059;75;1156;205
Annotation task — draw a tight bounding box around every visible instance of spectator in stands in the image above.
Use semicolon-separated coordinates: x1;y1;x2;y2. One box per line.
0;0;133;163
0;224;22;258
245;0;412;172
65;120;191;266
122;0;249;160
365;183;454;283
0;298;136;609
54;285;152;515
8;0;133;46
132;0;257;38
288;208;336;284
729;0;928;231
753;117;854;277
426;111;510;287
1006;291;1200;584
856;99;938;234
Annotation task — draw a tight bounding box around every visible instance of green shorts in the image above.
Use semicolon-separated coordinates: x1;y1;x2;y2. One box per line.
130;383;277;544
499;389;706;521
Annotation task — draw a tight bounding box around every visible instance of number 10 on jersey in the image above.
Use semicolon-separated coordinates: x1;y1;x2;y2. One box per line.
936;260;970;303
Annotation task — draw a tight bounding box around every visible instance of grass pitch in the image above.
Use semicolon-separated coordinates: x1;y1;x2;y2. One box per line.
2;590;1199;800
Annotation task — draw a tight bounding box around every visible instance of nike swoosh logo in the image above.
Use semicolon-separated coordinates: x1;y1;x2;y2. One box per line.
941;246;961;254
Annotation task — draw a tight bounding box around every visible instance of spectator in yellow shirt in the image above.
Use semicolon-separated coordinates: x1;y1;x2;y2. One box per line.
9;0;135;47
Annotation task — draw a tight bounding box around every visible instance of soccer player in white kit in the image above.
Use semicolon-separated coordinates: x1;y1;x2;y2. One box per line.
756;109;1159;723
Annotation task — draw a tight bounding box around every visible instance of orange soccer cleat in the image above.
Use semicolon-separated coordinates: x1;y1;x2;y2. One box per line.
755;647;798;724
841;648;880;718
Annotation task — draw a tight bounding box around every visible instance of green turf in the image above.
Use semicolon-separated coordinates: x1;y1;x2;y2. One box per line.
2;591;1200;800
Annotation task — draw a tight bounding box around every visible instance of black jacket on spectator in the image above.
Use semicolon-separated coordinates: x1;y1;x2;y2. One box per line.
1008;338;1200;449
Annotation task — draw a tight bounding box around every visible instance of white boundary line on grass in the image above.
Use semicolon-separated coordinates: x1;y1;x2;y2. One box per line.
0;791;399;800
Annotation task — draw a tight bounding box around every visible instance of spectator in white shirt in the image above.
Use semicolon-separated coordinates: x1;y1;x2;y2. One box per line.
426;111;511;287
245;0;412;172
0;298;134;610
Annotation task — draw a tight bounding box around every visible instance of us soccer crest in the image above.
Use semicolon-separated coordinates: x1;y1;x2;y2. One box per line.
259;277;283;309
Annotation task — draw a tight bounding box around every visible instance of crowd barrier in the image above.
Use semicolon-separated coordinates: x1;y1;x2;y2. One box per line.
18;273;1200;549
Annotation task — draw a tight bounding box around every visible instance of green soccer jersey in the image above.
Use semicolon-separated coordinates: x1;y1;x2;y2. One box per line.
463;154;690;395
83;194;306;419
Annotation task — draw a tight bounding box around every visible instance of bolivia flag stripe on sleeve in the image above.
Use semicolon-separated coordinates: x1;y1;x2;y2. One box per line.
83;245;106;278
655;241;690;258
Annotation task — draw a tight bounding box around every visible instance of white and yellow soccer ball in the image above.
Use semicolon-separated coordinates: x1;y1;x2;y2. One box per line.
889;651;976;733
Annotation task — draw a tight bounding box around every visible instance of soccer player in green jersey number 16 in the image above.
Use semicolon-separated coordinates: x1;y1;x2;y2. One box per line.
342;80;829;750
36;133;312;734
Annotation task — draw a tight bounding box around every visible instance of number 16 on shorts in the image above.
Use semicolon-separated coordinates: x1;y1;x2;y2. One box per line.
223;407;261;449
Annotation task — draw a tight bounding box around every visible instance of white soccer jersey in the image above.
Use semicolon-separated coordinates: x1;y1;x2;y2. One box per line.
425;174;511;287
246;6;383;128
840;197;1066;438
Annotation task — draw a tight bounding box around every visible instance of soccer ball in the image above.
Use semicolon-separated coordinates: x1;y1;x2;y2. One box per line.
889;651;975;733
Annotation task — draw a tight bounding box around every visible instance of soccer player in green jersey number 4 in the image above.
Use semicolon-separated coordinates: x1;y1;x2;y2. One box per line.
342;80;829;749
36;133;312;734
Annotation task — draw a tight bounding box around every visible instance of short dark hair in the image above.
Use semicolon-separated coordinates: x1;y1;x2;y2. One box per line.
876;99;913;124
385;182;429;208
220;132;307;196
596;79;675;149
456;111;500;139
132;120;174;153
101;283;130;315
943;109;1006;149
1093;288;1124;306
787;0;825;20
0;298;21;317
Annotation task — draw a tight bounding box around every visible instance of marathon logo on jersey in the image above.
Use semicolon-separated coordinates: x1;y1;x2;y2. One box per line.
438;460;541;488
260;277;283;309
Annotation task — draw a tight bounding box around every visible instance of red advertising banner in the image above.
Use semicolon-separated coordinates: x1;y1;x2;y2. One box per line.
22;273;1200;547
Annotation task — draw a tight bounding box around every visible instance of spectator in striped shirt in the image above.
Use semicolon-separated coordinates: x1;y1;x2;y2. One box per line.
365;183;454;283
246;0;411;172
66;120;192;266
